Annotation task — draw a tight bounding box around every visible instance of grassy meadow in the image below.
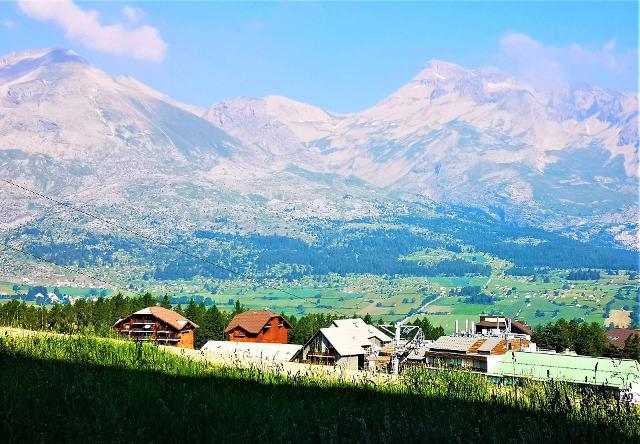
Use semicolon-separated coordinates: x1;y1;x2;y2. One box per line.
0;333;638;443
3;263;637;332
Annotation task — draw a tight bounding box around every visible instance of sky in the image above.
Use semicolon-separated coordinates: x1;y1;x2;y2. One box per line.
0;1;638;113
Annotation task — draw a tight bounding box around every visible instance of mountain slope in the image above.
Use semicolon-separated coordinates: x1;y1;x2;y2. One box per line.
0;48;637;253
204;60;638;244
0;49;406;245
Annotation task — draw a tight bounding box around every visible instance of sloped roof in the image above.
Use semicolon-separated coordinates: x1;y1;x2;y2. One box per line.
491;351;640;390
225;310;291;334
149;306;199;329
319;327;367;356
201;341;301;362
606;328;640;349
477;337;503;353
331;318;392;343
429;336;479;353
115;306;199;330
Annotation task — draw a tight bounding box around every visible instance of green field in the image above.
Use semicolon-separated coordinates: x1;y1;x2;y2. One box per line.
1;332;638;443
2;249;638;332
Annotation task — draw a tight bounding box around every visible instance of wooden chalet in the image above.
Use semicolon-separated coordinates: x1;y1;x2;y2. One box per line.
113;306;199;349
225;309;291;344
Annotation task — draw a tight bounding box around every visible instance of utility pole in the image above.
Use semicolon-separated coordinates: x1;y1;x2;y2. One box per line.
381;319;423;376
380;292;445;375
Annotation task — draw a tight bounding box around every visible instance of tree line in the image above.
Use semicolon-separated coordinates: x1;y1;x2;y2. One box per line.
0;293;446;348
532;319;639;361
3;293;637;361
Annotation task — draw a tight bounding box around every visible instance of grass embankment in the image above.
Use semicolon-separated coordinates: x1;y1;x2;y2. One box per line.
0;334;638;443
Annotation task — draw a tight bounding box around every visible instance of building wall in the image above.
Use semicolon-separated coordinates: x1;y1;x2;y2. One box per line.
335;354;360;370
299;333;336;365
228;317;289;344
369;337;390;351
114;315;196;349
177;330;195;349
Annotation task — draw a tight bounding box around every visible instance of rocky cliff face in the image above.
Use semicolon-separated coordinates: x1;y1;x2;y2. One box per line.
1;49;637;248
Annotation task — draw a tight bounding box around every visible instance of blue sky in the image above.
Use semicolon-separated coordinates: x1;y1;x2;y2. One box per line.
1;1;638;112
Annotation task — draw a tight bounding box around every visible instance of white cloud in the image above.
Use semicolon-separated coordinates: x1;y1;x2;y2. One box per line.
1;18;17;31
18;0;166;62
122;6;144;24
498;31;638;92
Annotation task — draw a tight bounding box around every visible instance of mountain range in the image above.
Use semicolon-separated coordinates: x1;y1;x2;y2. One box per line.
0;48;637;281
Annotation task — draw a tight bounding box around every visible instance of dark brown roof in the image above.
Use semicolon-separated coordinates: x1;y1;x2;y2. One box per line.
606;328;640;349
225;310;291;334
476;317;532;335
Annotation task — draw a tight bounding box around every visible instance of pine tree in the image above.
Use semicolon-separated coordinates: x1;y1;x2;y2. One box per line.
160;294;171;309
185;298;198;322
623;334;640;361
201;305;227;342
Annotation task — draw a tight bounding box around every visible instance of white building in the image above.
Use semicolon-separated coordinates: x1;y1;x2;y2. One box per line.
200;341;301;362
294;318;393;370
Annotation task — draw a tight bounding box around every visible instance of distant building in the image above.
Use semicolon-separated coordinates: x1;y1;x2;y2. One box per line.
113;306;198;349
606;328;640;349
201;341;301;362
225;309;291;344
293;318;393;370
490;351;640;403
475;315;532;336
422;335;534;373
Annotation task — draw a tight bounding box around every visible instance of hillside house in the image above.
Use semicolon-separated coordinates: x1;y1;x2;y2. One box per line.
113;306;198;349
606;328;640;349
294;327;367;370
475;315;532;337
225;309;291;343
423;335;534;373
294;318;393;370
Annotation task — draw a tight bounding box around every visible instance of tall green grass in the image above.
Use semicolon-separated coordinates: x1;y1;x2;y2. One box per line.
0;333;638;443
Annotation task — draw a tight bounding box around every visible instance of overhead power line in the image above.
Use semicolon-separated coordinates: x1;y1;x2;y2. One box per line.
2;242;130;293
0;177;348;317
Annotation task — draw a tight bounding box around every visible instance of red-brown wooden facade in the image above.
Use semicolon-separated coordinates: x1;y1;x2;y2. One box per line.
225;310;291;344
113;306;198;349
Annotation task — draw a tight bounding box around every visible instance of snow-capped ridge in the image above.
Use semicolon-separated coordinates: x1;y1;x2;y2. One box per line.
0;47;637;242
0;48;86;69
413;59;475;82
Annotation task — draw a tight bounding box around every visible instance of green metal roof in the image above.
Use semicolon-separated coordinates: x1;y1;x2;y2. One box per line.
490;351;640;390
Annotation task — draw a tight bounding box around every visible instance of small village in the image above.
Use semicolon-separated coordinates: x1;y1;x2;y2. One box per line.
113;305;640;403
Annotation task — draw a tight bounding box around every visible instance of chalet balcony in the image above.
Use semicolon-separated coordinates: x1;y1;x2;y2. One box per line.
306;351;335;359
